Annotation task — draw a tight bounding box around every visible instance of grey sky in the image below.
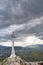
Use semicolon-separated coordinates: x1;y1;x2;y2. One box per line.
0;0;43;44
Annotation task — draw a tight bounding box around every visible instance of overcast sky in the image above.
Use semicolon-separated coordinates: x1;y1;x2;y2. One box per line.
0;0;43;47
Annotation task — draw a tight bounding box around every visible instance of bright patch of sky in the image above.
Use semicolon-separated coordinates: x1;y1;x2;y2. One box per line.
0;36;43;47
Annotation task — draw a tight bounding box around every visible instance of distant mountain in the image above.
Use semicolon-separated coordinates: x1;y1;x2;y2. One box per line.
0;44;43;52
28;44;43;51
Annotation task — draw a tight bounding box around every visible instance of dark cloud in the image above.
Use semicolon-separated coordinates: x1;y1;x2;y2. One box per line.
0;0;43;41
0;21;43;41
0;34;11;42
15;21;43;40
30;22;43;39
0;0;43;28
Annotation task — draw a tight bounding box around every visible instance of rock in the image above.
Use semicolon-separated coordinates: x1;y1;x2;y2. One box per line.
2;56;25;65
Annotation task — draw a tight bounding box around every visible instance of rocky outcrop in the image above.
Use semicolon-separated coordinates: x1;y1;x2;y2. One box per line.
2;56;25;65
2;56;43;65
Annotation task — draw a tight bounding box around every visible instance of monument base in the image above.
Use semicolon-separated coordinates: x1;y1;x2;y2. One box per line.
10;54;16;58
10;54;16;62
2;56;25;65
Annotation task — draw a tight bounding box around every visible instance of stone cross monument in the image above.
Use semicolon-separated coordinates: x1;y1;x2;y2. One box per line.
4;32;25;65
10;31;16;58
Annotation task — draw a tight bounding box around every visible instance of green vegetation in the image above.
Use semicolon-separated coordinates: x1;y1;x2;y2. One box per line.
2;59;8;65
17;51;43;62
0;53;10;62
0;50;43;62
1;51;43;65
0;46;43;62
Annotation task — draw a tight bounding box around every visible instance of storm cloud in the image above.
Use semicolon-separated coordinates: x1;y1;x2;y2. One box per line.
0;0;43;43
0;0;43;28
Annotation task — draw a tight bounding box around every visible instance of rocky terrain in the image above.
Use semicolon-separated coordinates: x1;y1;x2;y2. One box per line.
1;57;43;65
2;56;26;65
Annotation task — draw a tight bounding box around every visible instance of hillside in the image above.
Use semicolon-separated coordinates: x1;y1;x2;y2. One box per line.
0;44;43;62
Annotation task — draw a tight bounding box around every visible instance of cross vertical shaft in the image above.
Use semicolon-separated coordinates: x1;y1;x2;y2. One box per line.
10;32;16;58
11;38;16;57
